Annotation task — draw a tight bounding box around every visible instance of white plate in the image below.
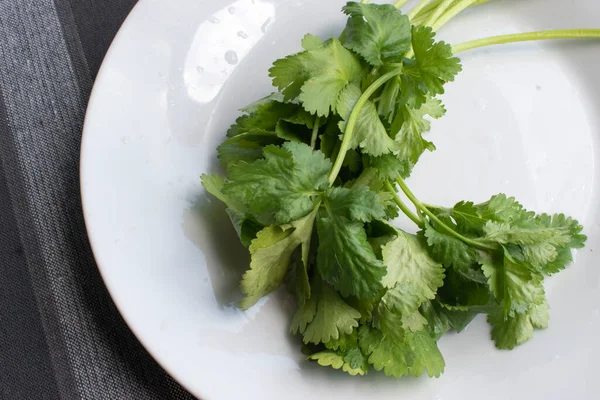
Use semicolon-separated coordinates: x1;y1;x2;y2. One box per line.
81;0;600;399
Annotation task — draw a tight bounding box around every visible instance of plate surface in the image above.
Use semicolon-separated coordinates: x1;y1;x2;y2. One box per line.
81;0;600;398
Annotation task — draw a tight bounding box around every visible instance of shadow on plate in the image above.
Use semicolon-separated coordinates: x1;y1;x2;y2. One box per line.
182;194;249;307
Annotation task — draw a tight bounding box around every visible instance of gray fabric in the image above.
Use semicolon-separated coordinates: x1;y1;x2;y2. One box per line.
0;0;195;398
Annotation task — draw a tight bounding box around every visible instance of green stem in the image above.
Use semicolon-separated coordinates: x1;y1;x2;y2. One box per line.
310;116;321;149
394;0;411;8
408;0;433;20
418;0;490;18
424;0;454;27
452;29;600;53
432;0;480;31
396;177;497;251
384;180;422;227
328;68;403;185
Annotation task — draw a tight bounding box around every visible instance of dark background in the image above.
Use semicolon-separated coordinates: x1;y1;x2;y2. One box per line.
0;1;194;398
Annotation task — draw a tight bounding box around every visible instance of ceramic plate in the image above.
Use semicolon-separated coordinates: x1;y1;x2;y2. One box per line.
81;0;600;398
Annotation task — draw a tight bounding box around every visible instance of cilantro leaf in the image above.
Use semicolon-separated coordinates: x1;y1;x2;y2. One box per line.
378;77;401;123
422;224;476;270
364;154;412;181
223;142;331;225
311;330;370;376
316;188;388;298
391;97;445;165
269;35;364;116
336;84;399;156
359;325;445;378
218;133;283;170
308;350;368;376
240;207;318;309
381;231;445;296
378;231;444;331
227;98;300;138
201;174;243;212
342;2;411;66
400;26;462;107
324;186;386;223
202;174;262;247
481;248;545;318
291;277;361;344
483;220;572;246
285;248;311;306
488;299;549;350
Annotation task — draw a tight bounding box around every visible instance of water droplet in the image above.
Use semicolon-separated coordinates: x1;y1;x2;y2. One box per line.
221;69;228;76
121;136;130;144
362;16;368;23
209;16;220;23
261;17;272;33
237;31;248;39
536;85;542;91
224;50;238;65
204;277;209;283
196;66;204;74
228;6;235;14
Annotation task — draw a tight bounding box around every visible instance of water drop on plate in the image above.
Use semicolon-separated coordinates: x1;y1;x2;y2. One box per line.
224;50;238;65
261;17;272;33
196;66;204;74
237;31;248;39
121;136;130;144
209;16;219;23
228;6;235;14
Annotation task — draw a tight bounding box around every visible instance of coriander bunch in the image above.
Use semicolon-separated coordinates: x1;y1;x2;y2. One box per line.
202;0;597;378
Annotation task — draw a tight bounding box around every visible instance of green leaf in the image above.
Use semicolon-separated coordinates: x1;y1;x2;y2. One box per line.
308;348;368;376
336;84;399;157
419;301;451;340
378;231;444;331
324;186;386;223
225;208;263;248
422;224;476;270
474;194;532;224
483;220;572;246
291;278;361;344
342;2;411;66
223;142;331;225
201;174;242;211
217;132;283;170
345;296;376;324
364;154;412;181
269;36;364;116
239;207;317;309
284;248;311;306
202;174;263;247
382;231;445;296
314;330;370;375
540;246;574;275
400;26;462;107
488;299;549;350
228;98;300;138
391;97;444;165
437;267;493;309
316;208;386;299
359;325;445;378
481;249;545;318
378;77;401;123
